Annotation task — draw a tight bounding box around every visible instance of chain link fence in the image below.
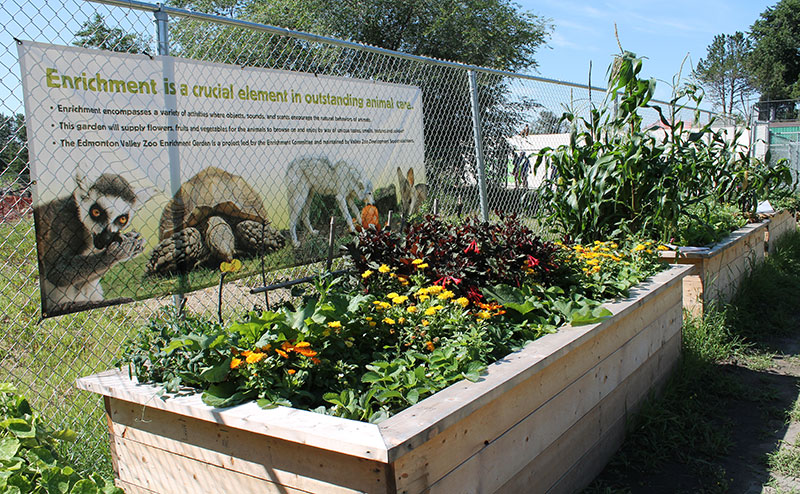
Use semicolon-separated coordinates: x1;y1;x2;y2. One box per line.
0;0;720;475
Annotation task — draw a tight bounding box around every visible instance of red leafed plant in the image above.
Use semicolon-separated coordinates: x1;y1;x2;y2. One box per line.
345;214;563;301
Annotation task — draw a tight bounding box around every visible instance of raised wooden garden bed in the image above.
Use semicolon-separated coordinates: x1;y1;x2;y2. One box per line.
659;221;768;315
77;265;692;494
766;210;797;253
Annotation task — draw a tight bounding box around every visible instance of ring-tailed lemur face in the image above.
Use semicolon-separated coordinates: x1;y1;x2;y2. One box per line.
74;173;138;250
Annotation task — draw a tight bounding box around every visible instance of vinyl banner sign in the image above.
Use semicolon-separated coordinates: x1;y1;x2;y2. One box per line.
17;41;425;317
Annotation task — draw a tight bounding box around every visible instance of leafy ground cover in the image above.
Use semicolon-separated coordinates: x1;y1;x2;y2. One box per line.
120;214;665;422
0;384;122;494
585;229;800;493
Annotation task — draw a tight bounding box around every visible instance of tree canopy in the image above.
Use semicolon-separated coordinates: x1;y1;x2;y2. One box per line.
694;32;755;116
73;13;149;53
748;0;800;101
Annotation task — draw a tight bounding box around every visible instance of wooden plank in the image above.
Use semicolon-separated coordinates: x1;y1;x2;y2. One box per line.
115;480;159;494
113;436;325;494
380;266;690;461
497;329;681;494
386;279;683;491
107;398;390;494
410;299;681;494
76;370;389;462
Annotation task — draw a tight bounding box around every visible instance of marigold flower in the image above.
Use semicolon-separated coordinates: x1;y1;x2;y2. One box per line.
261;344;271;352
246;352;265;364
427;285;444;295
327;321;342;329
295;341;311;348
454;297;470;308
416;263;429;269
437;290;455;300
424;307;437;316
476;310;491;320
387;292;399;299
422;319;430;326
241;350;253;357
633;244;646;252
412;258;424;265
657;245;669;251
275;349;288;358
383;317;396;325
287;369;296;375
418;294;430;302
361;270;373;279
407;305;418;313
296;347;317;358
311;357;321;365
425;341;435;352
369;321;377;327
281;341;294;351
378;264;391;273
230;357;243;369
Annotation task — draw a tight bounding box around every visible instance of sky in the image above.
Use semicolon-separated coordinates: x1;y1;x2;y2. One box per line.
0;0;782;114
522;0;778;104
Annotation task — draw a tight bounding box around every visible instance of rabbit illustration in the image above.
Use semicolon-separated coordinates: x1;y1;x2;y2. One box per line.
397;167;428;217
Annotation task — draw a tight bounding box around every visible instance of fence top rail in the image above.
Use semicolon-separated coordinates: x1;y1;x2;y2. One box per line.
84;0;715;116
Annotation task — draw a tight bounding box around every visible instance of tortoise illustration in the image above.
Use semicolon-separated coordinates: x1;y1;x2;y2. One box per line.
147;167;285;274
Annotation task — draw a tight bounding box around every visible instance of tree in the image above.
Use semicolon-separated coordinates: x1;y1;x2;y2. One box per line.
748;0;800;118
73;14;149;53
0;113;29;184
168;0;551;188
694;32;755;117
529;109;565;134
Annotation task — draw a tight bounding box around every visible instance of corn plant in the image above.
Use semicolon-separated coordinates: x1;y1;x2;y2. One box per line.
534;51;793;243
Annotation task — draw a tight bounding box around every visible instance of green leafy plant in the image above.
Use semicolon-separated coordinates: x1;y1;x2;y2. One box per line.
0;383;122;494
534;51;793;244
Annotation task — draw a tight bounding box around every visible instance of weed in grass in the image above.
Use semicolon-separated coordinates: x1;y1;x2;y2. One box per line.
788;394;800;423
744;352;777;371
767;440;800;478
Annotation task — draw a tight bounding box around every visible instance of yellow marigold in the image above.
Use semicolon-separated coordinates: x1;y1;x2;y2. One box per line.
422;319;430;326
407;305;418;313
633;244;646;252
424;307;437;316
454;297;470;308
427;285;444;294
476;310;491;320
365;316;373;321
383;317;396;325
418;294;430;302
230;357;243;369
586;258;600;266
398;317;406;324
327;321;342;329
369;321;377;327
361;270;373;279
437;290;455;300
392;295;409;305
416;263;429;269
412;258;424;265
387;292;399;299
610;242;619;249
657;245;669;251
373;301;391;309
246;352;265;364
378;264;391;273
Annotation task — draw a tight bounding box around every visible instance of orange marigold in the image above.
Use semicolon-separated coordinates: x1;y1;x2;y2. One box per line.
230;357;243;369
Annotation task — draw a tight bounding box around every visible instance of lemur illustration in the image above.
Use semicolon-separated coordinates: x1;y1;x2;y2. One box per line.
34;170;150;315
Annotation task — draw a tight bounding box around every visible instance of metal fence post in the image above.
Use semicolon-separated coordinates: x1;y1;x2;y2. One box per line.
155;8;187;308
468;70;489;222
